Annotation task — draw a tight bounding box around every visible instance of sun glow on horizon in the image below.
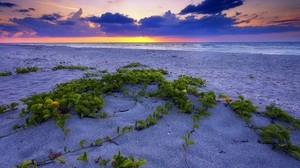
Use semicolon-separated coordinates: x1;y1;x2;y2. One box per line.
0;36;200;43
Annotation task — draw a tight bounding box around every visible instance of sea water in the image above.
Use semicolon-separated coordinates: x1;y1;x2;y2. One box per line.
25;42;300;56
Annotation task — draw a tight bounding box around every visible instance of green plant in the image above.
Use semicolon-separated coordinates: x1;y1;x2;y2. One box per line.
264;105;300;129
84;72;101;78
198;91;217;109
258;124;300;159
230;95;258;123
99;159;110;166
182;132;194;150
16;66;39;74
122;62;143;68
56;157;66;164
77;151;89;162
52;65;92;71
94;138;103;145
15;160;38;168
0;71;12;77
79;139;86;148
182;132;194;163
112;150;147;168
0;102;19;114
99;111;108;118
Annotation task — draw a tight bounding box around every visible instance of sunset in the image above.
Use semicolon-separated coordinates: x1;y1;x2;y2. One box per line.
0;0;299;42
0;1;300;168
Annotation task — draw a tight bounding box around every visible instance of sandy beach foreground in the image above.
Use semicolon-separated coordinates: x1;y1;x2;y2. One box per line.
0;44;299;167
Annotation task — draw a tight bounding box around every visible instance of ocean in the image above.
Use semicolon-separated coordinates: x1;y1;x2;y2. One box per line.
22;42;300;56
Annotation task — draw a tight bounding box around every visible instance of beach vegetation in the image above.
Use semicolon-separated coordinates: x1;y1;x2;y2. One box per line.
0;71;12;77
264;105;299;128
15;160;38;168
257;124;300;159
16;66;39;74
79;139;86;148
0;102;19;114
230;95;258;123
99;159;110;166
77;151;89;162
56;157;66;164
112;150;147;168
122;62;143;68
83;72;101;78
52;65;93;71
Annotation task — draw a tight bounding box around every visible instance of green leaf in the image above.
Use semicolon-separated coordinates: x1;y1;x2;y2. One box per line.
77;152;88;162
94;138;102;145
99;159;110;166
137;159;147;166
63;128;70;136
56;157;66;164
79;139;86;148
64;146;67;153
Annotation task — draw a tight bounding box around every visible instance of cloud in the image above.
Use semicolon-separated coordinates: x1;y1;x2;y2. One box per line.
2;8;299;38
0;2;18;8
9;9;103;37
40;13;62;21
89;12;135;24
15;8;35;13
180;0;244;15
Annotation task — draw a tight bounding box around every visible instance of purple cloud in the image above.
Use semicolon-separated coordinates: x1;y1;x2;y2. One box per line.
0;2;17;8
180;0;244;15
40;13;62;21
89;12;135;24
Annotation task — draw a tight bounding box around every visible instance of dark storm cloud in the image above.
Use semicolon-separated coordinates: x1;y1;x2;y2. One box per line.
88;12;135;24
0;2;17;8
180;0;244;15
40;13;62;21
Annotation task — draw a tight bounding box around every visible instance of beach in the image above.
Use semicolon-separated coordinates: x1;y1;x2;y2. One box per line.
0;44;299;167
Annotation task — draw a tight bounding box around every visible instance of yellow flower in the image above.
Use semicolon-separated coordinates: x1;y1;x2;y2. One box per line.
224;97;232;102
51;101;60;107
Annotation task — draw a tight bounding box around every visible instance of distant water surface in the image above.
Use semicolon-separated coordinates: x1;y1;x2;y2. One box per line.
17;42;300;56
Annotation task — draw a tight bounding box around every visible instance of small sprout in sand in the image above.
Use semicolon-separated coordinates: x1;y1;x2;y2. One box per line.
56;157;66;164
77;151;89;162
64;146;68;153
99;159;110;166
0;71;12;77
16;66;39;74
182;132;194;150
99;111;108;118
12;124;21;130
79;139;86;148
94;138;103;145
182;132;194;163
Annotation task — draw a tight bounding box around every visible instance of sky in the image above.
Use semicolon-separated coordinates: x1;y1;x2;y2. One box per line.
0;0;299;42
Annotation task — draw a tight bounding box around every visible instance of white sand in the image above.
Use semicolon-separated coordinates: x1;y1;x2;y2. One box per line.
0;44;299;167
